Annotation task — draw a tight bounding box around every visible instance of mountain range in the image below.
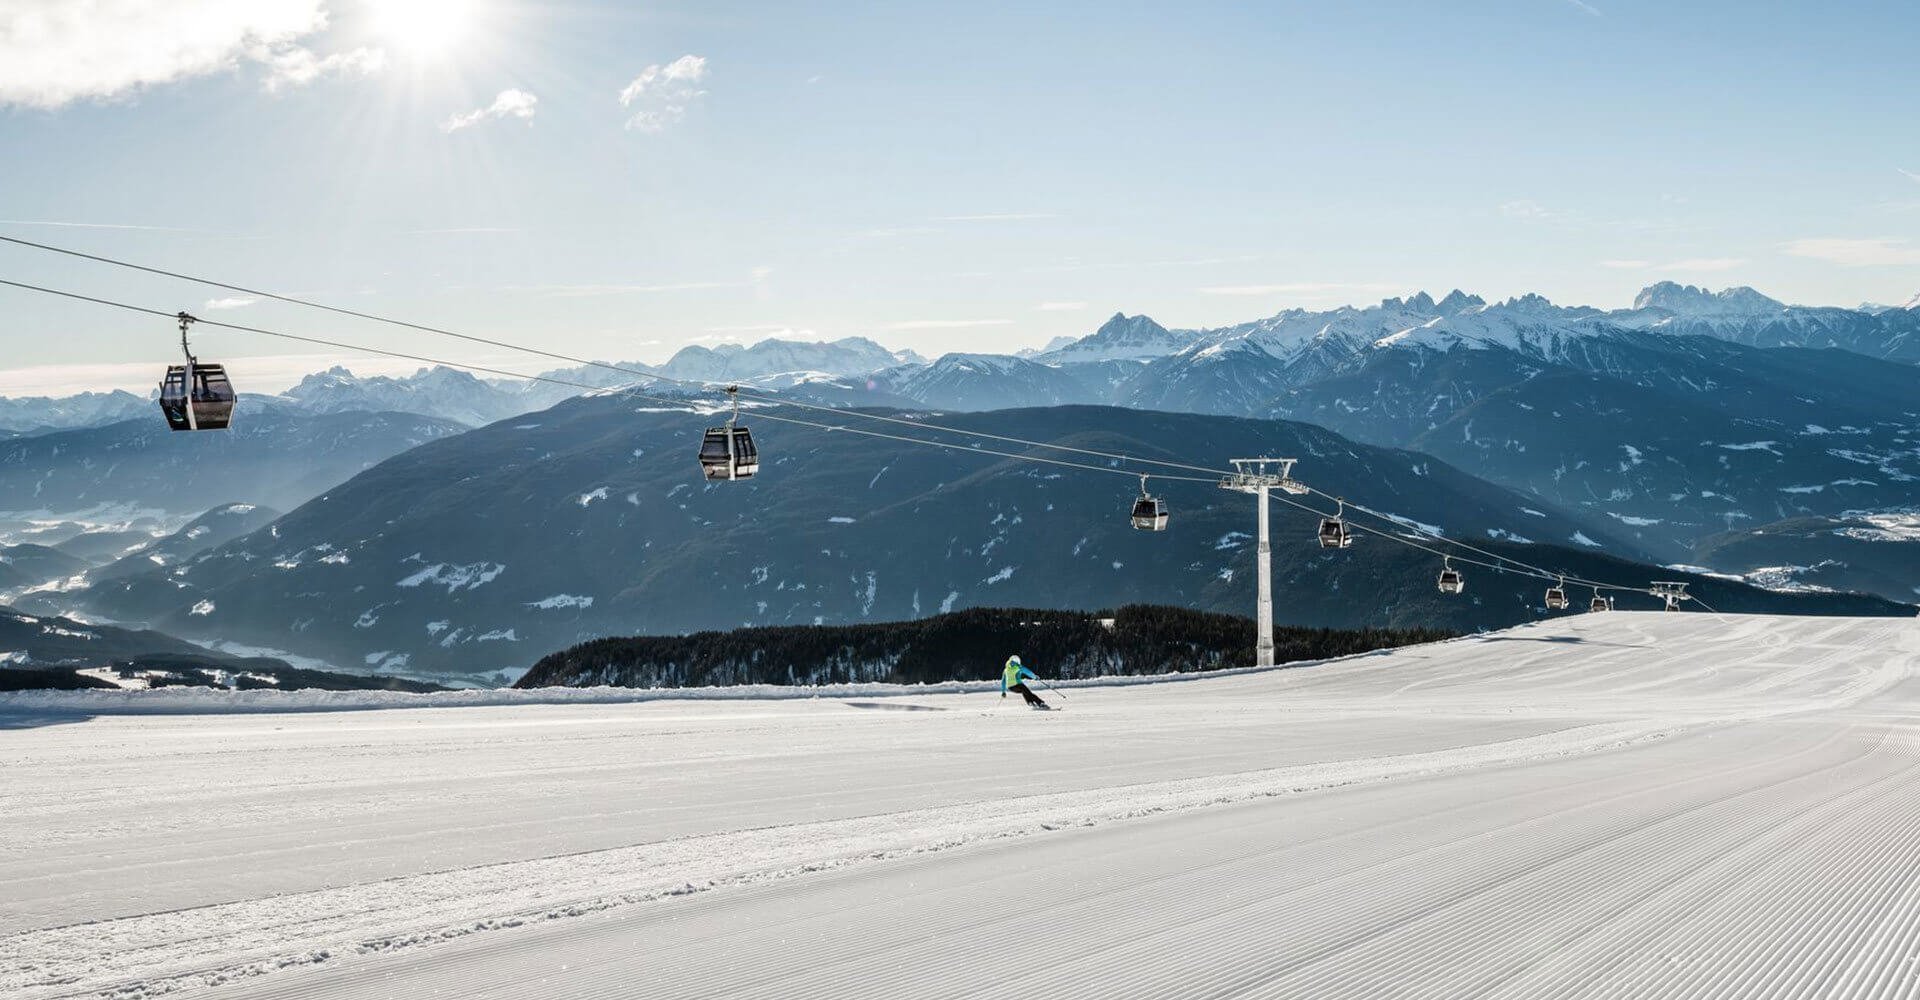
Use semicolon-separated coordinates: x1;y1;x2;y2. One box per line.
40;396;1902;681
3;281;1915;680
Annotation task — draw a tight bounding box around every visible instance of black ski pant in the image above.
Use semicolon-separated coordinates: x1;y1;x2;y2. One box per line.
1009;682;1045;707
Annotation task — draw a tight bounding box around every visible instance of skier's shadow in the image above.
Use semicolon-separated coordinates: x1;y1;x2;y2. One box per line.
0;711;95;730
842;701;948;712
1481;636;1641;649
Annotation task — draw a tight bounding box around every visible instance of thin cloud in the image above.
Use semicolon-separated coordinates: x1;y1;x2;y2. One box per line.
406;227;520;235
1198;282;1400;296
1501;199;1679;236
442;89;539;133
1037;302;1088;311
1899;168;1920;184
704;323;800;333
620;54;707;132
1664;257;1746;272
851;225;942;240
1607;257;1746;273
1500;199;1557;221
1562;0;1602;15
203;297;258;310
932;213;1058;222
884;319;1016;330
0;353;458;397
0;219;192;231
1781;237;1920;267
523;281;734;297
1143;254;1261;267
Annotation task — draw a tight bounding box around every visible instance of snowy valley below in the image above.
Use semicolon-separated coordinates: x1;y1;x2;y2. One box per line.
4;612;1917;999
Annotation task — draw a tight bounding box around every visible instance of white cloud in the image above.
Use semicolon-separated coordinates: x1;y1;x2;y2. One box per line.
1899;168;1920;184
441;88;539;132
619;54;707;132
884;319;1016;330
1599;259;1652;269
263;45;384;92
1037;301;1088;311
0;1;380;109
203;297;258;310
1781;238;1920;268
1562;0;1603;15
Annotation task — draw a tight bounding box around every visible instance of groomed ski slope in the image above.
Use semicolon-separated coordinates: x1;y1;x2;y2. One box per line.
3;612;1918;999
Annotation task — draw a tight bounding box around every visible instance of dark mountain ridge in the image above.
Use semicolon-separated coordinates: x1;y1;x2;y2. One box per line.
52;396;1904;679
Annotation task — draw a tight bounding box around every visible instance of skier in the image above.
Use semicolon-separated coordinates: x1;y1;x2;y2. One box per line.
1001;654;1048;710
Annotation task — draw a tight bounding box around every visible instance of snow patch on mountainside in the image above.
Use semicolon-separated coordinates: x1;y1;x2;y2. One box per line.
397;562;507;592
527;595;594;610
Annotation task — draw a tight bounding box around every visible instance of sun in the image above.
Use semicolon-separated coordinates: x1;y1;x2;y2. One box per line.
366;0;480;60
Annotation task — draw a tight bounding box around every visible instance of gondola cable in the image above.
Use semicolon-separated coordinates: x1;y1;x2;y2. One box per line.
0;234;1239;482
0;273;1674;602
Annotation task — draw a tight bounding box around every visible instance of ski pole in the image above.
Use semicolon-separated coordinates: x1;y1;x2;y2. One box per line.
1035;676;1067;700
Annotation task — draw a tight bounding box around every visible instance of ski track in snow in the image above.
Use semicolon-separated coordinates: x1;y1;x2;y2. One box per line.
2;613;1918;999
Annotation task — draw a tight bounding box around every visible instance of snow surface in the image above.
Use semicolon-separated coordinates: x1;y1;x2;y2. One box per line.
4;614;1919;1000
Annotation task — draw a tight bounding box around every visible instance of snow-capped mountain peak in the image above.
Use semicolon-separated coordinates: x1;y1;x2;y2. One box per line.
1037;312;1192;363
657;337;913;382
1632;282;1784;316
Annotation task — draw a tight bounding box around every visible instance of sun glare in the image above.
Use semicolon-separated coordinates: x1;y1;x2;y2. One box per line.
367;0;479;60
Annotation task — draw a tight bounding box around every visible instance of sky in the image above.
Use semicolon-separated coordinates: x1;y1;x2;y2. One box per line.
2;0;1918;395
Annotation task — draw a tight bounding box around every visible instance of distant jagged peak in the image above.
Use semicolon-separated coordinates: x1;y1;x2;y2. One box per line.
1036;310;1189;362
287;365;360;392
1371;290;1492;317
1016;335;1079;358
1497;291;1561;312
1378;291;1438;314
1632;281;1784;314
1092;311;1171;339
1903;290;1920;311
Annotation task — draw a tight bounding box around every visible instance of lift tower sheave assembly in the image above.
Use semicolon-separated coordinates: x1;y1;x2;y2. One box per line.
1220;458;1308;667
1649;581;1693;612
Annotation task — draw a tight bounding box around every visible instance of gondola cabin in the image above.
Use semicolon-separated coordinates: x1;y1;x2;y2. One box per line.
158;363;235;432
1589;594;1611;613
1130;495;1169;531
1317;517;1351;548
1437;566;1465;594
698;425;758;481
1544;585;1569;610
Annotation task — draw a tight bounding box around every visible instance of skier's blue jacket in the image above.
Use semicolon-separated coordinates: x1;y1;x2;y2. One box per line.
1002;658;1036;693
